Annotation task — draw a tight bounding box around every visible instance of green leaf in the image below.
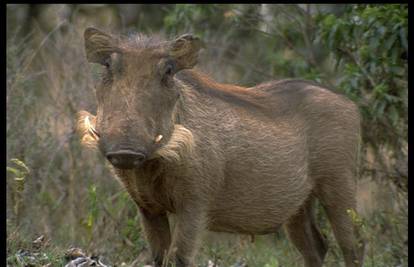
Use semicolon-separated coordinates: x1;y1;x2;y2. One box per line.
399;27;408;51
391;46;399;64
388;105;399;125
360;45;369;60
378;26;387;37
7;166;21;177
392;22;402;32
328;24;339;49
376;101;386;116
389;66;404;75
369;36;379;51
87;213;93;228
350;77;358;89
384;34;397;51
374;83;387;95
369;62;377;73
323;14;336;28
10;158;30;173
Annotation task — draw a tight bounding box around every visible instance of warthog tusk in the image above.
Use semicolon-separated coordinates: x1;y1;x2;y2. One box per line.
155;134;163;143
85;116;99;138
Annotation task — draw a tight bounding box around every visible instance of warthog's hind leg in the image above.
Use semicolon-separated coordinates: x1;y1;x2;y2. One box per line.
285;197;328;267
318;171;365;267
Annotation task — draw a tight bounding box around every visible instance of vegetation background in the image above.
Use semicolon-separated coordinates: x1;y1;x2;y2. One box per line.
6;4;407;267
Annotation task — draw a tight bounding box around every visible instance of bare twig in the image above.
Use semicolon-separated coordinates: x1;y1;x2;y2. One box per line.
22;20;68;74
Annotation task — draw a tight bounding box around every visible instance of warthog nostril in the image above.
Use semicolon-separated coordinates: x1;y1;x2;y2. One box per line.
105;150;147;169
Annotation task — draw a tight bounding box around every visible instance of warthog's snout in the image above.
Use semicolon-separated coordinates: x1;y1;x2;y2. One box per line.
106;150;147;169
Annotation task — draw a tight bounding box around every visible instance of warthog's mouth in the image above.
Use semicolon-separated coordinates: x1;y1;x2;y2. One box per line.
76;110;195;164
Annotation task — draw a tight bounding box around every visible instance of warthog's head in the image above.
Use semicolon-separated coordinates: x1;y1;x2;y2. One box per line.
78;28;201;169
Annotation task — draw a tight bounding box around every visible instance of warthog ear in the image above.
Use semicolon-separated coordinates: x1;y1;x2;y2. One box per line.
168;34;204;70
84;27;119;65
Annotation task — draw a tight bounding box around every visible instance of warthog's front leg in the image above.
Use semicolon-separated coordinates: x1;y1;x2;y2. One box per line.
139;209;171;267
166;207;207;267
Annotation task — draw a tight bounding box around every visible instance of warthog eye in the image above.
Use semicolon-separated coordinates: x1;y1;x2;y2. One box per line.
165;64;173;76
162;59;176;77
103;57;110;68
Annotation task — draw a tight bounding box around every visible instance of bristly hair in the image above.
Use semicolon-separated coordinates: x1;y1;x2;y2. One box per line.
176;70;269;110
120;32;166;50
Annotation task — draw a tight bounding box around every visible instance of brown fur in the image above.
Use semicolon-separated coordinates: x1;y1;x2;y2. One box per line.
77;28;365;267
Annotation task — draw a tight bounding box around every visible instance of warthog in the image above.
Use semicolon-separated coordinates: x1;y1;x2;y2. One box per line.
77;27;365;267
